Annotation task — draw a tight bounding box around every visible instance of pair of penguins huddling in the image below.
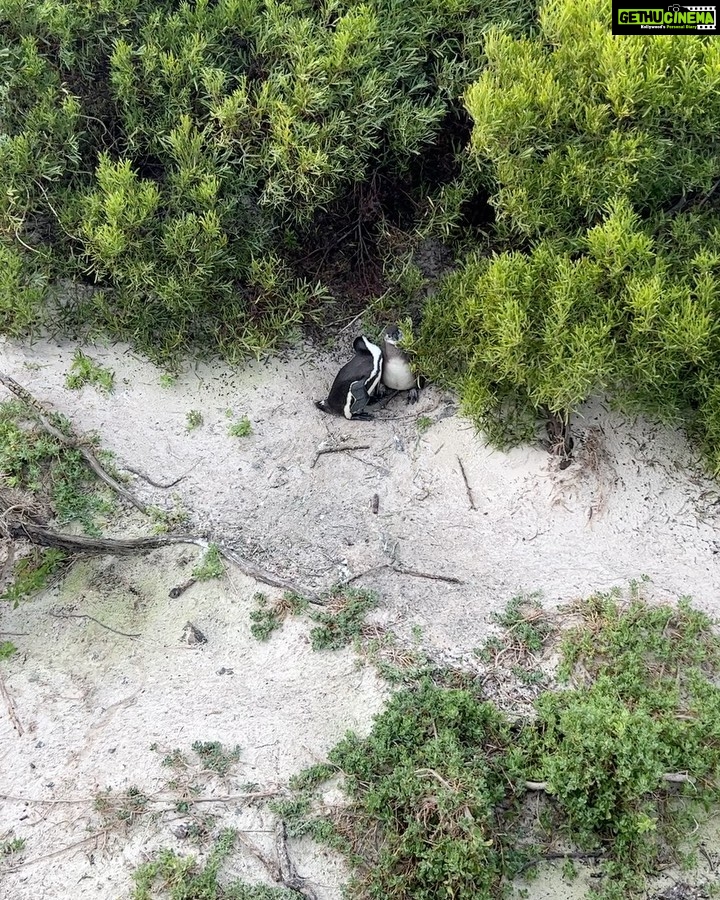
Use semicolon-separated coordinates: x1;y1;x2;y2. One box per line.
315;324;419;420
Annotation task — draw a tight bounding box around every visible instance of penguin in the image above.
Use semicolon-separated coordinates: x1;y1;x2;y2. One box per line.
315;335;384;420
380;325;420;403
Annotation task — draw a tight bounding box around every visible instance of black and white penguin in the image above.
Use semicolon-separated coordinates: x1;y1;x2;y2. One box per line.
315;335;384;420
380;325;420;403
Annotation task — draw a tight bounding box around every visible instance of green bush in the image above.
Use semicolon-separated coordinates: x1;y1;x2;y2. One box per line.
465;0;720;239
289;594;720;899
412;0;720;466
0;0;535;360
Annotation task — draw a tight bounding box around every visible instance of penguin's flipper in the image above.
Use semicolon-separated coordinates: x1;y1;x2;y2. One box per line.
346;380;370;418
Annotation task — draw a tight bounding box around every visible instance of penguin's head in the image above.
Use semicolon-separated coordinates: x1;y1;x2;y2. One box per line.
382;324;403;345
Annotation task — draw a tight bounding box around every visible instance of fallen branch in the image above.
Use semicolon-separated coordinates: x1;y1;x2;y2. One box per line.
0;670;24;736
49;610;141;639
2;508;324;605
311;444;371;469
457;457;476;510
345;563;463;586
524;773;694;792
518;849;605;875
0;373;147;514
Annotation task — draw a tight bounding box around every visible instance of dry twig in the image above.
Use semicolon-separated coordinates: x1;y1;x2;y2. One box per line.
311;444;371;469
49;610;141;639
0;670;23;736
456;457;476;510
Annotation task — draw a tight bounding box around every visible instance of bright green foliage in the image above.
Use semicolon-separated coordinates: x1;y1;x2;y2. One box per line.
228;416;252;438
466;0;720;238
65;349;115;392
186;409;203;431
0;641;17;660
1;548;66;606
0;0;535;360
413;198;720;456
413;0;720;467
0;245;49;335
192;543;225;580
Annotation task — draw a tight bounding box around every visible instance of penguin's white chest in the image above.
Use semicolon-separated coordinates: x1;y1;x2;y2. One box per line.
383;355;416;391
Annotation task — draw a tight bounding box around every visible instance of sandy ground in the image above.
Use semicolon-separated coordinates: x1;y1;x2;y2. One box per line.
2;334;720;899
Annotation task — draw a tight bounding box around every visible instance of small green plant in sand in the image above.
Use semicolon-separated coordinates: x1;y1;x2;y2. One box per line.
249;592;308;641
0;400;112;533
228;416;252;438
65;350;115;393
1;548;66;606
94;786;150;830
276;590;720;900
0;641;17;660
159;374;177;388
308;586;378;651
186;409;203;431
0;835;26;856
132;829;298;900
416;416;433;435
192;544;224;580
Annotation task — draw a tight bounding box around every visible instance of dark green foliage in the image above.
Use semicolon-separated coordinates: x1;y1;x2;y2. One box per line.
308;587;378;650
293;594;720;899
132;828;299;899
249;591;308;641
0;0;535;361
190;741;241;776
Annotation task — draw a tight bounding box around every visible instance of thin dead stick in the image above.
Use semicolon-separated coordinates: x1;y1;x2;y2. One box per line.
518;849;605;875
0;373;147;514
0;789;284;806
393;566;463;585
0;829;111;873
344;563;463;586
48;611;141;639
457;456;476;510
121;463;197;489
275;820;319;900
311;444;371;469
0;671;24;736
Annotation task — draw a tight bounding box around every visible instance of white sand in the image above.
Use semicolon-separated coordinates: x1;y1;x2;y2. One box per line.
1;335;719;898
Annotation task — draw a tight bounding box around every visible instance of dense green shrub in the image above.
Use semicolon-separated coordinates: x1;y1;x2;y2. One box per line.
0;0;535;359
412;0;720;468
288;594;720;899
465;0;720;239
